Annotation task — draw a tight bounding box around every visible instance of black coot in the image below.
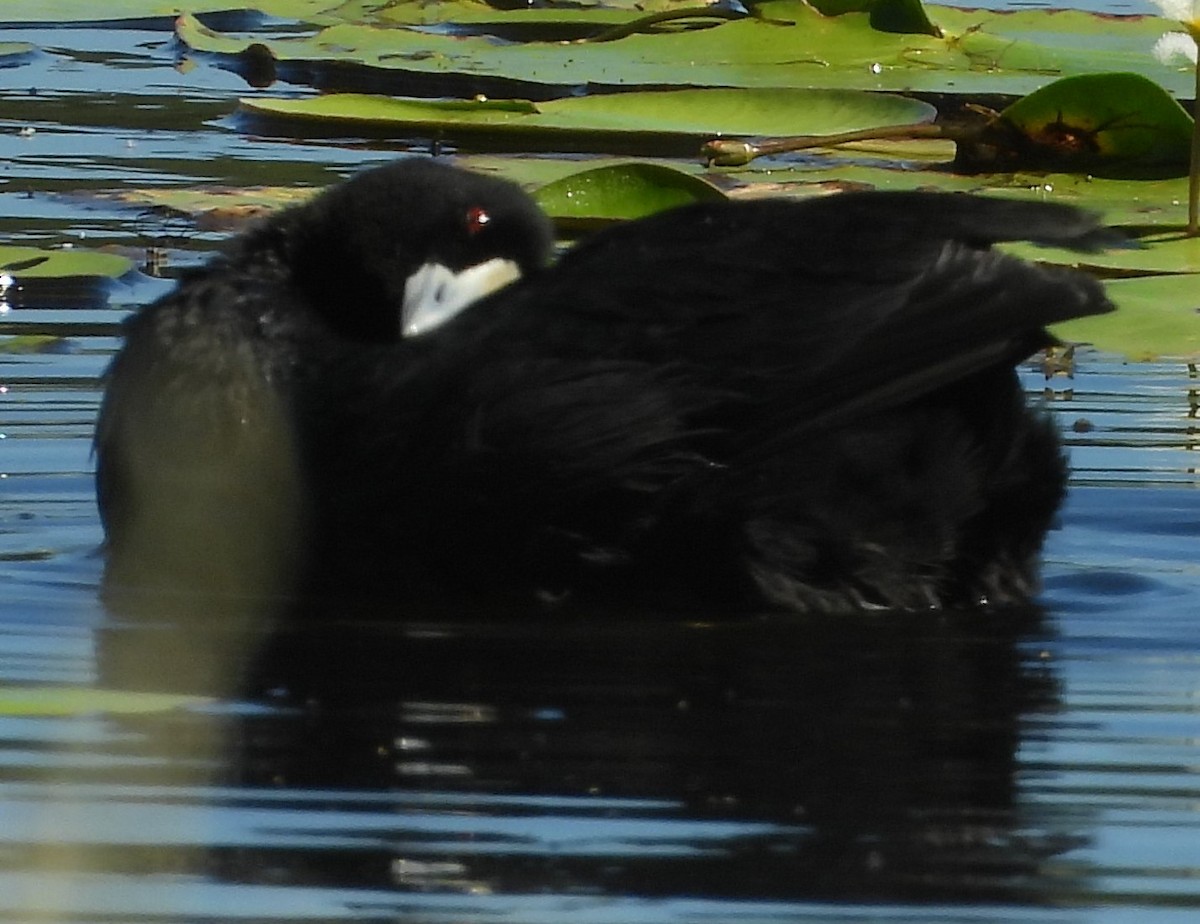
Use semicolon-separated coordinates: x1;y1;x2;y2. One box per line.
96;159;1117;616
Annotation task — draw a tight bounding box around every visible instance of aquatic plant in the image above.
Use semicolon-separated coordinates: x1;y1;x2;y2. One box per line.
1151;0;1200;233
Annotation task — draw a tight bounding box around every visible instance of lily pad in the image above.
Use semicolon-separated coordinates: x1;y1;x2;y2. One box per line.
238;88;937;153
703;167;1193;232
465;157;1190;227
1005;229;1200;277
0;685;210;716
0;335;71;354
177;2;1200;98
354;0;736;28
0;41;35;63
1053;275;1200;360
189;5;913;96
534;162;725;227
990;73;1194;173
463;154;704;188
936;7;1190;92
89;161;722;231
974;175;1192;228
0;245;133;279
0;0;339;24
94;184;319;230
0;246;135;309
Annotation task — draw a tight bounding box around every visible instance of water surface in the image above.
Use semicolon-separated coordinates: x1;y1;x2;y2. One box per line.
1;10;1199;924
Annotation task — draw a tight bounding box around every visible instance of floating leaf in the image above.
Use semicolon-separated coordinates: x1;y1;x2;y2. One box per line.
94;184;319;230
86;161;722;231
0;245;133;279
0;685;210;716
697;167;1193;230
0;246;135;309
359;0;727;28
974;174;1192;228
463;154;703;188
1005;228;1200;276
0;335;70;354
711;73;1195;173
938;6;1188;91
238;88;936;154
0;41;35;62
0;336;71;352
534;162;725;227
188;7;917;96
176;2;1199;98
983;73;1194;173
1053;275;1200;359
0;0;339;24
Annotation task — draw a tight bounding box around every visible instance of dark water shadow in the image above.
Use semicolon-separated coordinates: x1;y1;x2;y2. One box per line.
95;603;1086;906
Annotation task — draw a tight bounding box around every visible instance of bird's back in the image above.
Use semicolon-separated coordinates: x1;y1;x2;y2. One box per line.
299;192;1116;612
95;180;1117;616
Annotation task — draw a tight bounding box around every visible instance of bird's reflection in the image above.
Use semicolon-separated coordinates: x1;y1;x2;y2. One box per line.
97;604;1083;904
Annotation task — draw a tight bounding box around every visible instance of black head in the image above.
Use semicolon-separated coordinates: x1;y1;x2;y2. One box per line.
265;159;554;342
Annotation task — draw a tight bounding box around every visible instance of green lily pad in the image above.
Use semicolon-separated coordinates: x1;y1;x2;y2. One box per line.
190;5;913;94
0;41;35;60
1052;275;1200;360
0;335;70;354
0;245;133;279
1004;229;1200;277
366;1;621;26
534;162;725;227
238;88;936;153
467;158;1184;220
89;161;724;231
99;166;723;229
937;7;1190;91
177;2;1200;98
0;685;210;716
353;0;731;28
1083;230;1200;275
992;73;1194;172
709;71;1196;173
464;154;703;188
972;175;1191;228
0;0;340;24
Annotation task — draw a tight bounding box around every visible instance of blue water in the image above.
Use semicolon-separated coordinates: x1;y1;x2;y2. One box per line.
1;6;1199;923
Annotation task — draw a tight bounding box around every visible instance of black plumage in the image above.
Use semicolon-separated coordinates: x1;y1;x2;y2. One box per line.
95;159;1117;616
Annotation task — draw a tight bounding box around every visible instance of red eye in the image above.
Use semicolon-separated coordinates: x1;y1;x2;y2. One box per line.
465;206;491;235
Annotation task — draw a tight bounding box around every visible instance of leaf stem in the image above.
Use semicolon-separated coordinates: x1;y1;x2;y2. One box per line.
701;122;956;167
1190;56;1200;235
